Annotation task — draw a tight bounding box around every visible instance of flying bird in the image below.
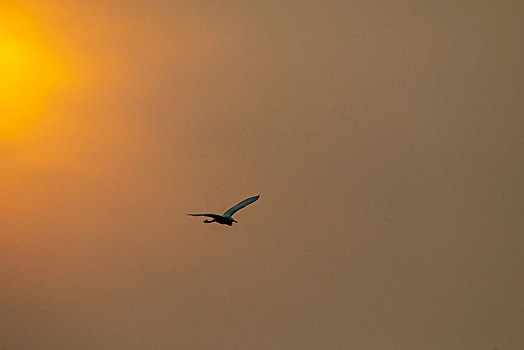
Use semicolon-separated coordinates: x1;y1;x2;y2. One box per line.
187;195;260;226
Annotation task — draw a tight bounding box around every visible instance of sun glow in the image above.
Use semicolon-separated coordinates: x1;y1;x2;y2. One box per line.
0;4;75;138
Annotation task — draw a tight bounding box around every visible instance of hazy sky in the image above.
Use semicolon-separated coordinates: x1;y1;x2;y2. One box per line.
1;1;523;349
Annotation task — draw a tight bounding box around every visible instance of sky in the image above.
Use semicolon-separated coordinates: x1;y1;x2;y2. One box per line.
1;1;523;349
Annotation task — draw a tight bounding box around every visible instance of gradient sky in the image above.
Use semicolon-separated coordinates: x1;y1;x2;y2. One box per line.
1;1;523;349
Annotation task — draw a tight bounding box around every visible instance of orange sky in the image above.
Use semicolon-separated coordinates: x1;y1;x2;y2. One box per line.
1;1;523;349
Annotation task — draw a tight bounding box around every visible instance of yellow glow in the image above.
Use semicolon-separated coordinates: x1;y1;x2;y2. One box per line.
0;3;75;139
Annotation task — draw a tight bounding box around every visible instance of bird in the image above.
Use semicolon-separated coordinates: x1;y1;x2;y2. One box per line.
187;195;260;226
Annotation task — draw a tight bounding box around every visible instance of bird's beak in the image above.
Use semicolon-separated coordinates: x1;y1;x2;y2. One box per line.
233;220;238;223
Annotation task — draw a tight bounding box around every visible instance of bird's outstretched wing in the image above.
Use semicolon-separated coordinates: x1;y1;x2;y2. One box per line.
187;213;222;219
223;195;260;217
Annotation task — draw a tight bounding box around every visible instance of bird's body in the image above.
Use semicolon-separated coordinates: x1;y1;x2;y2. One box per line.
187;195;260;226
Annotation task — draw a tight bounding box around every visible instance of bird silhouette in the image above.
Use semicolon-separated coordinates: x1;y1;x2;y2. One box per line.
187;195;260;226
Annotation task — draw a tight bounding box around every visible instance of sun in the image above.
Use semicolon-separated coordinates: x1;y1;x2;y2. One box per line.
0;3;75;139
